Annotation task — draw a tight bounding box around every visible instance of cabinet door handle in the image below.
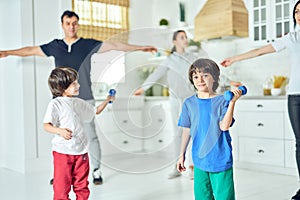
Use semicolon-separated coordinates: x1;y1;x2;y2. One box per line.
257;123;264;127
257;104;263;108
257;149;265;153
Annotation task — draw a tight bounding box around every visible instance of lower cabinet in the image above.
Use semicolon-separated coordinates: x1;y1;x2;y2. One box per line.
142;98;174;153
238;137;284;167
96;105;144;155
233;98;297;176
95;97;173;155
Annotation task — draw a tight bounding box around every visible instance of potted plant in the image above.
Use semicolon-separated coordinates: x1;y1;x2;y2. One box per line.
187;39;201;53
159;18;169;29
188;39;201;49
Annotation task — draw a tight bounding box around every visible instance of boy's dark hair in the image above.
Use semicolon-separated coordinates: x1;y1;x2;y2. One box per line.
188;58;220;92
48;67;78;98
61;10;79;23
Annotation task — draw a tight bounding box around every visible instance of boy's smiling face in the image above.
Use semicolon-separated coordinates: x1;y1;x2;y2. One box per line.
192;70;215;93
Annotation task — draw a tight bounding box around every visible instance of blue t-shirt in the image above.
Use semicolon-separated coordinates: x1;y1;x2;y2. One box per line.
40;38;102;100
178;95;234;172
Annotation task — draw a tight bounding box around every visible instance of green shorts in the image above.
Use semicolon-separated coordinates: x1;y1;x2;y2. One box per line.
194;167;235;200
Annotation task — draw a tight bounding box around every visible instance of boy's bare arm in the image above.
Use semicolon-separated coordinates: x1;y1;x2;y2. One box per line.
96;95;115;114
43;123;72;140
177;128;191;172
220;88;242;131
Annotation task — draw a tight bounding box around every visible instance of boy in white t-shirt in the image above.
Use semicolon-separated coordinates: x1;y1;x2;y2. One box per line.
43;67;115;200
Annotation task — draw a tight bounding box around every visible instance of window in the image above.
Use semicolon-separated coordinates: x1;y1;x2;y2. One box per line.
73;0;128;87
73;0;129;41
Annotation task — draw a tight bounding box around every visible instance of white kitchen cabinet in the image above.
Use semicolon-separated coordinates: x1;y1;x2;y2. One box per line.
95;99;144;155
249;0;294;45
95;97;175;155
237;111;284;139
233;98;297;176
142;97;175;153
239;137;284;167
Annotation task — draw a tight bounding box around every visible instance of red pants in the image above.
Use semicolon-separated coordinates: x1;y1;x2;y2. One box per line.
53;151;90;200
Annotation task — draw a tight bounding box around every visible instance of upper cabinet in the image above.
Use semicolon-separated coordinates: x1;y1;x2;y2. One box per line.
249;0;295;45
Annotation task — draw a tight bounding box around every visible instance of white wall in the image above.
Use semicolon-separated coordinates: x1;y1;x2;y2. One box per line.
0;0;72;173
0;0;26;172
32;0;70;164
151;0;205;29
129;0;153;29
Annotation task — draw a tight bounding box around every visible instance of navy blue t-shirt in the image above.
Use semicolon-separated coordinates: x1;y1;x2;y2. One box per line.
40;38;102;100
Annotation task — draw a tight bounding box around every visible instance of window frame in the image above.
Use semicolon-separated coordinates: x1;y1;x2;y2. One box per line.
72;0;129;41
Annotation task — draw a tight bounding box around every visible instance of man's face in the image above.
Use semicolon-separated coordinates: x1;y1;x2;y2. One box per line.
61;16;79;38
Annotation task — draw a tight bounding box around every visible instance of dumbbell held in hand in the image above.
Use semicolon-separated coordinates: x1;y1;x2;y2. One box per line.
108;89;116;103
224;86;247;101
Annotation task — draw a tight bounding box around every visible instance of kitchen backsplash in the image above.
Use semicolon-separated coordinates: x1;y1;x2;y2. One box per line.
202;38;290;96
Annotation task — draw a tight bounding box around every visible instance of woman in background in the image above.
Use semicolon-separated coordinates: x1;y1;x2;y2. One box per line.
220;1;300;199
134;30;205;179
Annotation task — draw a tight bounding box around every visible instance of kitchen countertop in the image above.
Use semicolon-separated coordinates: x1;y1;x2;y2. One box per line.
94;95;169;101
95;95;287;101
240;95;287;100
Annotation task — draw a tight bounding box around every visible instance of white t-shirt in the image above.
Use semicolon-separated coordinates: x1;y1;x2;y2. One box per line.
43;97;96;155
271;30;300;94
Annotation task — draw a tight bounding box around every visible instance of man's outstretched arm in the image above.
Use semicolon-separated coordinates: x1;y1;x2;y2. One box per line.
0;46;46;58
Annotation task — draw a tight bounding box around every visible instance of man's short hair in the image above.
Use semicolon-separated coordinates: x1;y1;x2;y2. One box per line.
61;10;79;23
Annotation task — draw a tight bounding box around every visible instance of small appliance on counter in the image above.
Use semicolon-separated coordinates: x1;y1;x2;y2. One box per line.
263;78;272;96
263;76;288;96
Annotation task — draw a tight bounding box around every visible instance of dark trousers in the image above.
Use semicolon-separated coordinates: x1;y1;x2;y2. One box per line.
288;95;300;177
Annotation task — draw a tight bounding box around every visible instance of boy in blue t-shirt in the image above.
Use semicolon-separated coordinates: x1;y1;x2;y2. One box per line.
177;58;242;200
